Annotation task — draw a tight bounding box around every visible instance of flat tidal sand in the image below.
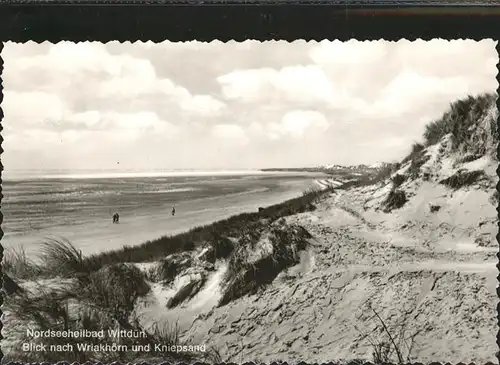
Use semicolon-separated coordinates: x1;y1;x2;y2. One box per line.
2;173;319;257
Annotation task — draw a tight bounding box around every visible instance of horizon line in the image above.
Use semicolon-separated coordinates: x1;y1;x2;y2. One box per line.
2;169;329;181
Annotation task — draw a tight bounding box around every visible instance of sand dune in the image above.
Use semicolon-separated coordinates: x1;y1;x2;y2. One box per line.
140;100;499;363
178;181;497;363
3;95;498;364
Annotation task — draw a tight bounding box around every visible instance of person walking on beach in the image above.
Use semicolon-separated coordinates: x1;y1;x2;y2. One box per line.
172;206;176;216
113;212;120;224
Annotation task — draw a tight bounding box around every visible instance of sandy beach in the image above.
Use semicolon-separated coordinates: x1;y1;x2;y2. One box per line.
2;40;498;365
2;173;322;257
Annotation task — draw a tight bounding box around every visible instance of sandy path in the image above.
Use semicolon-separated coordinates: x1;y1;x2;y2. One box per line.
183;190;498;363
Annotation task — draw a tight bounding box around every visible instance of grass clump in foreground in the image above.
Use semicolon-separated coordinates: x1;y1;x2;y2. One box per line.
2;238;98;284
439;169;485;189
4;243;152;356
39;238;89;278
3;261;216;364
76;263;151;322
2;246;43;280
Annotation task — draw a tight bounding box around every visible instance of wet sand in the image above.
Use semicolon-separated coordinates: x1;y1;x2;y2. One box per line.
4;181;311;257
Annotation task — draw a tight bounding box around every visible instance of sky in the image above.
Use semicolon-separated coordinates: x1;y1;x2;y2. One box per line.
1;39;497;172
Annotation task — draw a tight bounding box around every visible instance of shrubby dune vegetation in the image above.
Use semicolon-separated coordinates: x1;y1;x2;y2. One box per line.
3;93;498;364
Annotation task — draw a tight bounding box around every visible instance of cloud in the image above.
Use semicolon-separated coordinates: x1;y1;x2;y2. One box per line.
103;111;180;137
271;110;330;140
95;66;226;118
179;94;226;116
105;40;314;95
211;124;249;145
363;72;473;118
3;42;226;120
217;65;372;115
1;40;497;170
217;65;336;105
243;110;330;141
3;91;66;127
68;111;102;129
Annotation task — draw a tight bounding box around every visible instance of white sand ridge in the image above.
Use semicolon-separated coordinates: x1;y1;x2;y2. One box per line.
5;95;498;364
177;185;496;363
156;99;498;363
134;158;497;363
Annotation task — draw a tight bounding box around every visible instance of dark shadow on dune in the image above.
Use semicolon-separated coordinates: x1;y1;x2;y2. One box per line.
218;223;312;307
439;169;486;189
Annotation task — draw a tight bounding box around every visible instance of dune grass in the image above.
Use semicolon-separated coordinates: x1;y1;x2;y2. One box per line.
2;246;43;280
338;94;498;212
76;263;151;322
372;163;400;183
439;169;485;189
399;142;431;180
408;153;430;180
338;94;497;193
3;239;101;282
401;142;425;165
455;152;484;165
206;234;237;262
423;93;497;153
4;263;210;363
355;303;421;365
361;306;419;364
382;189;408;213
7;261;151;325
391;174;406;188
39;238;90;278
490;190;499;205
5;285;204;364
5;285;91;363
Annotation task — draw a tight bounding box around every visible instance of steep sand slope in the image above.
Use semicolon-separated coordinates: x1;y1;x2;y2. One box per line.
182;185;497;363
180;110;498;363
3;95;497;364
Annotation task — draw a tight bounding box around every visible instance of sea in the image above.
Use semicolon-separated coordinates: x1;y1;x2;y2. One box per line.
2;170;325;258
